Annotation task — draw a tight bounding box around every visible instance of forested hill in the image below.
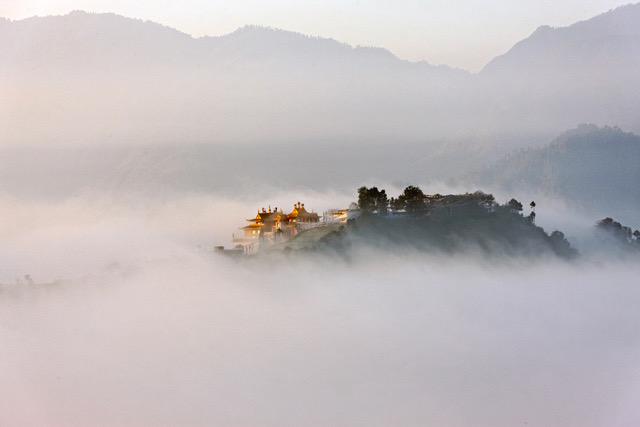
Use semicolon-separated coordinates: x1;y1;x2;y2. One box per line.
463;125;640;216
263;189;579;260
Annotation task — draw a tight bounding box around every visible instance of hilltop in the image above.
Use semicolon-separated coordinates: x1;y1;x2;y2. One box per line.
260;188;578;260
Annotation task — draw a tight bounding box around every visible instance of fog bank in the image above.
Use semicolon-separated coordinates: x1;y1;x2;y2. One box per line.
2;189;640;426
2;251;640;426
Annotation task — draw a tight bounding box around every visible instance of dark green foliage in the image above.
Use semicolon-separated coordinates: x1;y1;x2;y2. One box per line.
323;187;579;260
342;205;579;259
597;217;632;240
397;185;427;215
548;230;576;257
527;211;536;224
596;217;640;252
508;198;523;212
478;192;495;206
278;185;580;260
389;197;403;212
357;186;388;214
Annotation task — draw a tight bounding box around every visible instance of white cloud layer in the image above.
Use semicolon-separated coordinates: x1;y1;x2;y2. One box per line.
2;192;640;426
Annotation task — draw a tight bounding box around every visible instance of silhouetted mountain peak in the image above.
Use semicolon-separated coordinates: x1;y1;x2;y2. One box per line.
0;10;195;68
481;3;640;73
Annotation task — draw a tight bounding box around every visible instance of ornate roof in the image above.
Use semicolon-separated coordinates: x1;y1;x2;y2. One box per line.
286;202;319;222
240;202;318;232
246;207;284;223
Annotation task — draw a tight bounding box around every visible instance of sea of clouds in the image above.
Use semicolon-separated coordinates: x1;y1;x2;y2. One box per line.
2;190;640;426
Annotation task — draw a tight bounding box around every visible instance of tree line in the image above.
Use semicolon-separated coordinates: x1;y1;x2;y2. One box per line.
358;185;520;215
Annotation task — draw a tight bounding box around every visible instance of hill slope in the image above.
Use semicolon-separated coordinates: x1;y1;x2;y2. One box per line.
475;3;640;135
464;124;640;217
265;202;579;260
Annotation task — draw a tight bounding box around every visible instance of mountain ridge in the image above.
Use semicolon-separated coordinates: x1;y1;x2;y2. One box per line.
1;6;639;172
481;3;640;73
5;5;639;73
0;11;462;74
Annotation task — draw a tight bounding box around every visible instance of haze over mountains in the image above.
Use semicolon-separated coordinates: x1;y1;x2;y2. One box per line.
0;10;466;148
3;7;640;425
1;4;639;200
2;4;640;145
478;6;640;135
462;124;640;223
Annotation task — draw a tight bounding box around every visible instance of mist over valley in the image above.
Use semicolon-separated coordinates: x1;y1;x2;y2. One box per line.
2;4;640;426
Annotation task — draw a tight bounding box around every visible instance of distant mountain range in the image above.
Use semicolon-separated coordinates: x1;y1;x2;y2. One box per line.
462;124;640;219
476;5;640;136
1;5;639;210
1;4;639;149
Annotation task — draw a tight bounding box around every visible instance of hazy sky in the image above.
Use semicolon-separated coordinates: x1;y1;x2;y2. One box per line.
0;0;633;71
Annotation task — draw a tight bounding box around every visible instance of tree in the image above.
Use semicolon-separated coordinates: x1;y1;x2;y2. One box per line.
358;186;374;212
596;218;636;242
597;217;615;227
398;185;427;216
389;197;403;212
549;230;577;258
357;186;388;214
375;189;389;214
527;211;536;224
508;198;523;212
473;191;495;206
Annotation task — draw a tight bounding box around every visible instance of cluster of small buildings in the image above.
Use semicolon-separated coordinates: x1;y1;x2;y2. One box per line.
228;202;352;254
216;193;496;256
